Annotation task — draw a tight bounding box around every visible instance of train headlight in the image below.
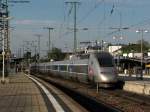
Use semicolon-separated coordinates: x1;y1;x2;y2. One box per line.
101;75;107;81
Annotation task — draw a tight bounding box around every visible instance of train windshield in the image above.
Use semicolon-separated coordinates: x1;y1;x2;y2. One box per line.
96;53;114;67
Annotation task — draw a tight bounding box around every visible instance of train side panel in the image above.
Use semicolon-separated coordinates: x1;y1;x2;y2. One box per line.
30;52;118;88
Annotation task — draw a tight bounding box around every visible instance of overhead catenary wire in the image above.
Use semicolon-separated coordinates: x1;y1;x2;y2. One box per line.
58;2;67;39
57;0;105;43
58;0;108;40
103;0;150;38
58;2;75;39
105;17;150;38
60;0;150;43
77;0;104;24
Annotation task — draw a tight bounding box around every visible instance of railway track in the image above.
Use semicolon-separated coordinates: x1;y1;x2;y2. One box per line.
97;89;150;112
33;74;150;112
32;74;121;112
31;76;88;112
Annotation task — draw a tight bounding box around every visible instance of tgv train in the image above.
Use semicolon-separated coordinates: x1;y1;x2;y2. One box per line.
30;51;118;87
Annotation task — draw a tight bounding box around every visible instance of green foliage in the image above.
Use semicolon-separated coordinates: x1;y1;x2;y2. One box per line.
30;53;39;62
136;39;149;46
48;47;66;61
23;52;31;59
121;40;150;53
40;58;49;62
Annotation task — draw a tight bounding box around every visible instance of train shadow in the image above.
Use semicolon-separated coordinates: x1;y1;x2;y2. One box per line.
87;81;125;90
115;80;125;89
100;81;125;90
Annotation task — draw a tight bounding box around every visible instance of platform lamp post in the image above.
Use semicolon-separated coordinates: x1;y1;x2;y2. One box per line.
136;29;148;79
0;17;11;83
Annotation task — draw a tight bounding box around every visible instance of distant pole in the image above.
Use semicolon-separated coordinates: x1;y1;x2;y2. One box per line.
43;27;54;53
2;24;5;83
34;34;42;60
1;17;6;83
74;2;77;53
141;31;143;68
101;40;104;51
136;29;148;79
48;28;51;52
65;1;80;53
0;17;12;83
22;44;24;57
34;45;37;62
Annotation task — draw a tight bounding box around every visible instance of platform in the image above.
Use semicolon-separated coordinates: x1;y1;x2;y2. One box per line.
0;73;48;112
118;74;150;95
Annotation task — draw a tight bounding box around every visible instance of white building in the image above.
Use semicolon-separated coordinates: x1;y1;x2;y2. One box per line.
108;45;122;56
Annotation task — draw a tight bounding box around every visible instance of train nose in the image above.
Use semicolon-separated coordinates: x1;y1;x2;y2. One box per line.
100;72;117;82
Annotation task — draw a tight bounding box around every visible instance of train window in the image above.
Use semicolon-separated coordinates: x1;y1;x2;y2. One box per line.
80;65;88;73
46;66;51;69
68;65;88;73
52;65;58;70
68;65;73;72
40;66;44;69
59;65;67;71
80;54;89;59
98;56;114;67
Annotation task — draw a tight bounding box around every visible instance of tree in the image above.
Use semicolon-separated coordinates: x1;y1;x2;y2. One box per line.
136;39;149;52
48;47;66;61
23;52;31;59
136;39;149;47
31;53;39;62
121;40;150;53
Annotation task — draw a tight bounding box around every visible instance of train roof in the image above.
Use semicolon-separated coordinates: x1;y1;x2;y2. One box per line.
47;59;89;65
30;51;112;67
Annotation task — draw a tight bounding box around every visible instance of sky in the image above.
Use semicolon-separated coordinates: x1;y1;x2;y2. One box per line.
9;0;150;57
